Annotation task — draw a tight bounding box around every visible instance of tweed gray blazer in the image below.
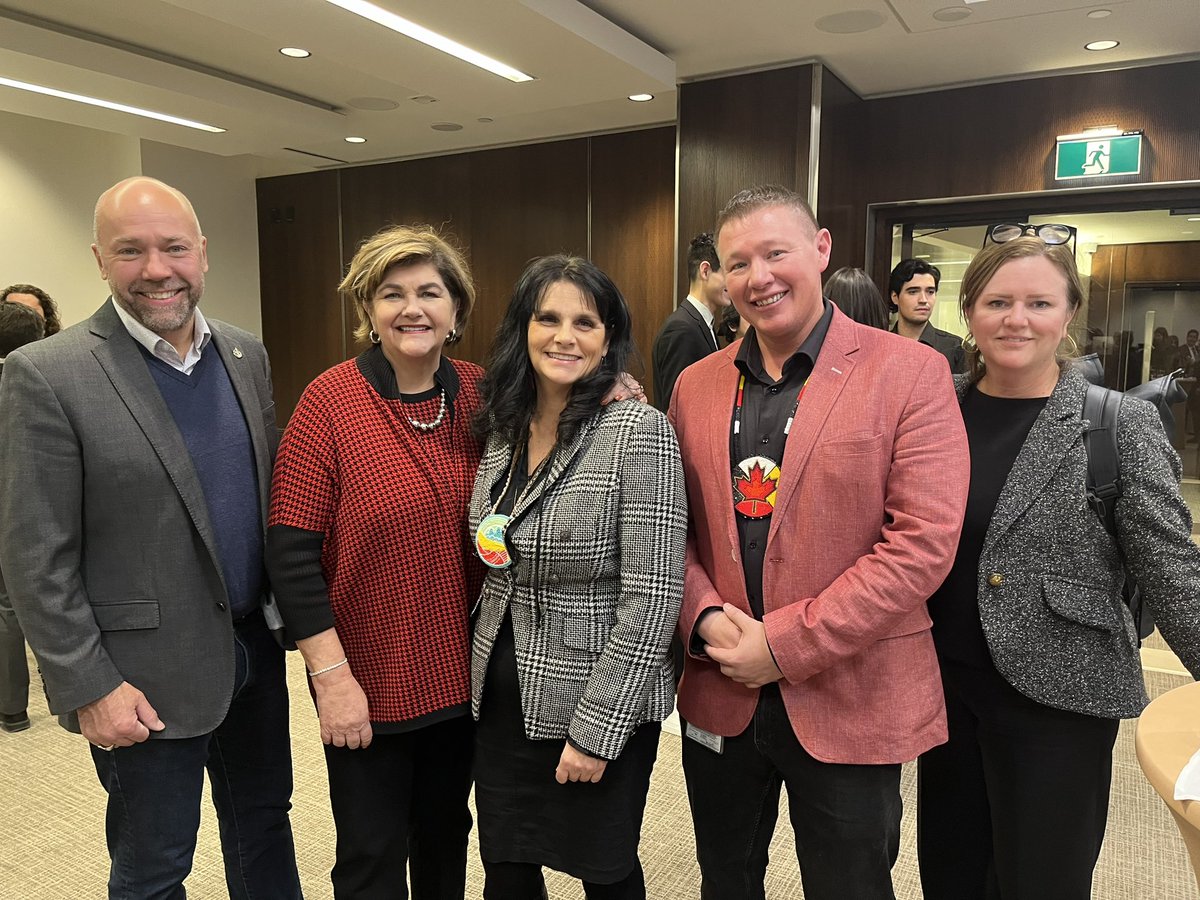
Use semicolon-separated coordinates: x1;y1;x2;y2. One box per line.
468;400;686;760
956;368;1200;718
0;299;278;736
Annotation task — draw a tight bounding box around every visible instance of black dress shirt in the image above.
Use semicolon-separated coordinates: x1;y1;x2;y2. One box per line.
732;301;833;619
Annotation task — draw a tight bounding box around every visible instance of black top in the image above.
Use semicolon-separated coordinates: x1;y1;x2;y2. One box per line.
891;321;966;374
928;385;1048;667
732;301;833;618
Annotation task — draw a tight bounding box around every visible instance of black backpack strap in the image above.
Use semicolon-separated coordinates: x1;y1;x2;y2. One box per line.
1082;383;1122;536
1081;383;1154;641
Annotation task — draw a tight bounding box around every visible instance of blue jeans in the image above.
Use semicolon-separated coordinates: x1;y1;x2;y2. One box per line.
90;614;301;900
681;684;901;900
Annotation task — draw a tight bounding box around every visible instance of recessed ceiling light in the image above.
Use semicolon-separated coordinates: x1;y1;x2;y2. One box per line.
1085;39;1120;51
279;47;311;58
628;93;654;102
431;122;463;132
322;0;533;82
345;136;367;143
1087;9;1113;18
477;117;494;124
814;10;887;34
932;7;972;22
0;75;224;132
409;95;438;105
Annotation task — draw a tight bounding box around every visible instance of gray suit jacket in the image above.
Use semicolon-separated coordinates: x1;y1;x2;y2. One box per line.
957;368;1200;718
469;401;686;760
0;299;278;737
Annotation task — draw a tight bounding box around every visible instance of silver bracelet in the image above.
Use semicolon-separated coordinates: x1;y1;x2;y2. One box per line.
307;657;349;678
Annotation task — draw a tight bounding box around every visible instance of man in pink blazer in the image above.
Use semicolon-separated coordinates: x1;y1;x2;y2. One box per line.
669;185;968;899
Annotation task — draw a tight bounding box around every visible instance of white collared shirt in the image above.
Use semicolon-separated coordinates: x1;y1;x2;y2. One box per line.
112;301;212;375
685;295;717;346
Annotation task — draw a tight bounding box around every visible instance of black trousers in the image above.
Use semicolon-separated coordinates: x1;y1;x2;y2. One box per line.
682;684;901;900
323;714;474;900
481;859;646;899
917;660;1120;900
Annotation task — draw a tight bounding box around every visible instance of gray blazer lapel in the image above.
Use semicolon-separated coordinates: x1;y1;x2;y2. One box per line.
981;370;1087;547
510;416;596;522
210;327;272;521
88;301;222;567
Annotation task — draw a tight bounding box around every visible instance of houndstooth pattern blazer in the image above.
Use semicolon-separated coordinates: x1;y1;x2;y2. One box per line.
958;368;1200;718
468;400;686;760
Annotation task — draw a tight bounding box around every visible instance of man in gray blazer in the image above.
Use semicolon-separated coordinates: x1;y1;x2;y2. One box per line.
0;177;302;899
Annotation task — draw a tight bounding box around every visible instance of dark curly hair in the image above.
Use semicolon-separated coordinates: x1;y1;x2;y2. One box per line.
474;255;634;448
1;283;61;336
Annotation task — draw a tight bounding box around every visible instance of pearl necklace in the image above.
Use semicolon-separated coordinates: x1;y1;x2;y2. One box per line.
408;388;446;431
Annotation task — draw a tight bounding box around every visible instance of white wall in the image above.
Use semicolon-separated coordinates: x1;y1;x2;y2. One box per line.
140;141;264;335
0;110;266;337
0;110;141;329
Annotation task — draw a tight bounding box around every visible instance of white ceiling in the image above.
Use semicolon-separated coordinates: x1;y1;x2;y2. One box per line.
0;0;1196;175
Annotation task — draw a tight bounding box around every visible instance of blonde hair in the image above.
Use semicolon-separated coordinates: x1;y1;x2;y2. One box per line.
959;237;1084;382
341;225;475;344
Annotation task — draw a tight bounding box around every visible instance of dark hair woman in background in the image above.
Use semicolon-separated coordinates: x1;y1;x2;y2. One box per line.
469;255;686;899
268;225;482;899
917;232;1200;900
823;266;888;330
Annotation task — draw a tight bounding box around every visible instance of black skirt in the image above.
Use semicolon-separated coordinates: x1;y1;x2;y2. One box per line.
474;615;661;884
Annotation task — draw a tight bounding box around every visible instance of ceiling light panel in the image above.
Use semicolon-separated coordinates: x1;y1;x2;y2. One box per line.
322;0;534;82
0;75;225;132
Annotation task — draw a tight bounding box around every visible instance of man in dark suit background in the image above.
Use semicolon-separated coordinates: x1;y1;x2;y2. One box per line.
0;177;301;899
652;231;730;410
889;258;965;374
0;300;44;735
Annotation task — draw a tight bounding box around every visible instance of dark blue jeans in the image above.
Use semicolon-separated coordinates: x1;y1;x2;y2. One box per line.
90;614;301;900
682;684;901;900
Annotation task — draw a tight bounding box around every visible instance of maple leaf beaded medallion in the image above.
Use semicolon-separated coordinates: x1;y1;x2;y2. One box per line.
732;456;781;519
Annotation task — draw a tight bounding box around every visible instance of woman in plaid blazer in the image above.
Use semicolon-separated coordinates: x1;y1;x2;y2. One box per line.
468;255;686;899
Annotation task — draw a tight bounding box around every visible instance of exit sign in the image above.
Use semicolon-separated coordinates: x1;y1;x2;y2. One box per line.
1055;133;1143;180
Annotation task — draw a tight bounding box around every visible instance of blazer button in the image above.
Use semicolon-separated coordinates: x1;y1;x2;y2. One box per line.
987;573;1004;587
216;601;227;611
548;573;560;584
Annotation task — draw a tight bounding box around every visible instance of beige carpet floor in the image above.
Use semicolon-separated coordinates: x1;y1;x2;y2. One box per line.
1;648;1197;899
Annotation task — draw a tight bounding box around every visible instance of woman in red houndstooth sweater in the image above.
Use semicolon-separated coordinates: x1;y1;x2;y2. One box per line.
267;225;482;899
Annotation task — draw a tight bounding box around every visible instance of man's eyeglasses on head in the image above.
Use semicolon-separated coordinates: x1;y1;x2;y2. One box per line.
983;222;1077;247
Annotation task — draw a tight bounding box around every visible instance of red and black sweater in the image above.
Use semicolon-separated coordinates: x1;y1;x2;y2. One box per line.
267;348;484;728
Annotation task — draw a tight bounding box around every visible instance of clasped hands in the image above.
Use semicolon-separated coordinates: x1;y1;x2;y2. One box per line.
698;603;783;690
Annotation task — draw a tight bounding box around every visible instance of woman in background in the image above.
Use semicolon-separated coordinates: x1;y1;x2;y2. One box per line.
824;266;888;330
268;225;481;899
469;255;686;899
917;233;1200;900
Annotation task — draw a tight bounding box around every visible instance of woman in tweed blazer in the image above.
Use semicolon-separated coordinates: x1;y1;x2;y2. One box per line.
917;233;1200;900
468;255;686;899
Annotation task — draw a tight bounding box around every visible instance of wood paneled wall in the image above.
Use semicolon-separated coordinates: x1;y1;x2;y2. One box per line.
817;68;867;277
817;60;1200;275
256;171;345;422
590;129;677;382
260;62;1200;417
677;66;814;297
257;127;674;421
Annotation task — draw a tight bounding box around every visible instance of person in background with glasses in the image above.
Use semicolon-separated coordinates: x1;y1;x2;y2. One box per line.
888;259;966;373
917;230;1200;900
